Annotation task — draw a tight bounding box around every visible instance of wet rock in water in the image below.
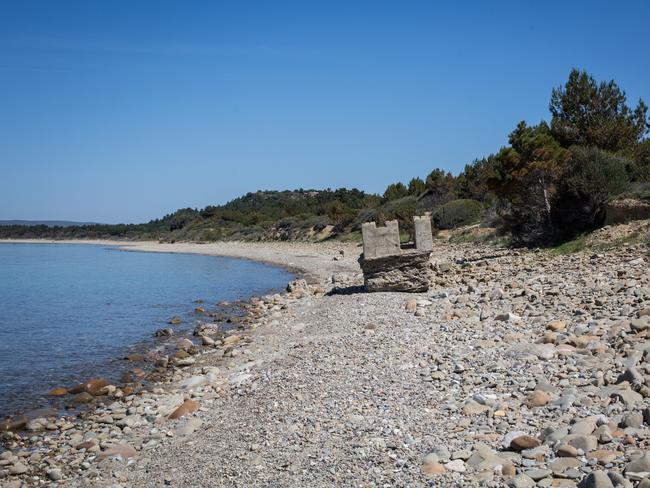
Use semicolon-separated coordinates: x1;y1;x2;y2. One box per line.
175;357;196;367
195;306;206;314
174;350;190;359
85;378;110;396
71;392;94;405
25;418;48;431
69;377;109;396
49;387;67;396
125;353;144;361
359;250;433;293
176;338;194;351
168;316;182;325
154;327;174;337
0;416;27;432
155;356;169;368
169;399;199;419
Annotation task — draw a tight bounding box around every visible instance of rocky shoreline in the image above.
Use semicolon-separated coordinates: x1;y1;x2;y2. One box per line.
2;236;650;487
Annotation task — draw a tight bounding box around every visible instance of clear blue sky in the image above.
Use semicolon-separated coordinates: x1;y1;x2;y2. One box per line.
1;1;649;223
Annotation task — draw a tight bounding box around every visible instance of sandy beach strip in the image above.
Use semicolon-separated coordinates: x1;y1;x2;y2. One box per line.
0;239;363;283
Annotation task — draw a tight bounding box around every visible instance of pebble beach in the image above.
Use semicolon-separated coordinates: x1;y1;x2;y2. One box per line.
2;233;650;487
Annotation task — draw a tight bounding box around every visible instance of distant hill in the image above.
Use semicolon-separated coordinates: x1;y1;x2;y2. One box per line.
0;220;102;227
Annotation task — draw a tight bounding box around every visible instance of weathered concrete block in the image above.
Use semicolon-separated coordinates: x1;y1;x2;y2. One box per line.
359;250;433;292
361;220;400;259
414;215;433;252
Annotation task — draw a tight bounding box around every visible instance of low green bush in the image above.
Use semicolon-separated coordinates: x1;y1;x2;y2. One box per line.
432;199;483;229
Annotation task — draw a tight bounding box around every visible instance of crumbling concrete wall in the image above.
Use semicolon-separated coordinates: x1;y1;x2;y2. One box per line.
413;215;433;252
359;217;433;293
361;220;400;259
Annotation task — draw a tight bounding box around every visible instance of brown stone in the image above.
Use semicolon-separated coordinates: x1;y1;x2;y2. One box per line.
501;462;516;478
0;415;28;432
422;460;446;475
168;316;182;325
405;299;417;312
75;440;96;450
556;444;578;457
543;332;558;344
527;390;551;407
587;450;622;464
510;435;541;451
130;367;145;377
49;387;68;396
176;338;194;351
222;335;241;345
98;443;137;461
70;377;109;396
547;320;566;332
169;399;199;419
195;307;206;313
462;402;491;415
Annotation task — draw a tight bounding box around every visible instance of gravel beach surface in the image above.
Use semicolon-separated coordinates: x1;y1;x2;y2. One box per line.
2;235;650;488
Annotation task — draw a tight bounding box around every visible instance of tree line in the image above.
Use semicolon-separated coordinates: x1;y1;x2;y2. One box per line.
381;68;649;243
2;69;648;245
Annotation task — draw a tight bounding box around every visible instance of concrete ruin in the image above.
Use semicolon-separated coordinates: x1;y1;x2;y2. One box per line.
359;216;433;292
413;215;434;252
361;220;401;258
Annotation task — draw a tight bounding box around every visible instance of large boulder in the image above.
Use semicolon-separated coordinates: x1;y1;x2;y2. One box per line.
605;198;650;224
359;250;432;293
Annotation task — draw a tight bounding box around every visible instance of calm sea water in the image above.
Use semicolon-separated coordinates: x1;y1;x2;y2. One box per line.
0;243;293;417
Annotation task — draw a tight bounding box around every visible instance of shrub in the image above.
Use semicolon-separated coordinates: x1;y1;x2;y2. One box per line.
378;196;417;236
432;199;483;229
553;146;630;239
351;208;379;231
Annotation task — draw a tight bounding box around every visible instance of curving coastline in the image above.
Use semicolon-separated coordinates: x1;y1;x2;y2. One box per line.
1;238;650;487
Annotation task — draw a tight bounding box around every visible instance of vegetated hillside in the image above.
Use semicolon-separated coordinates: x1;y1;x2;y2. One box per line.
1;69;649;245
0;220;103;227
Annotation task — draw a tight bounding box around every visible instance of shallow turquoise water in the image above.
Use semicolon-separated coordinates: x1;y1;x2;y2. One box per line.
0;243;293;416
